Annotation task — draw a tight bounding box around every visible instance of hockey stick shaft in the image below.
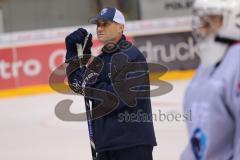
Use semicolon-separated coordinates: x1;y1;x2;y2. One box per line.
77;34;97;160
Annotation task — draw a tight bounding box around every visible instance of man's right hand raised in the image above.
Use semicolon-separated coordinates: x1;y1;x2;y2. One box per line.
65;28;92;63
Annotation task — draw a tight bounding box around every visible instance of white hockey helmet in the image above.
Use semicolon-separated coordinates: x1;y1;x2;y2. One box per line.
193;0;240;41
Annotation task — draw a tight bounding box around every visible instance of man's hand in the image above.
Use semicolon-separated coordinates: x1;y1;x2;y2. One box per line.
65;28;92;63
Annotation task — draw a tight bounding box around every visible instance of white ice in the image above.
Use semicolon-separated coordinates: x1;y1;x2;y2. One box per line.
0;80;190;160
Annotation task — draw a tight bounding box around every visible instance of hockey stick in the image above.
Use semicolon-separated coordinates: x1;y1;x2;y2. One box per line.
77;34;97;160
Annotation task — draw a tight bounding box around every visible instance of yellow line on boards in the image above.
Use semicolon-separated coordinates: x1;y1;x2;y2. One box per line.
0;85;54;99
0;70;195;99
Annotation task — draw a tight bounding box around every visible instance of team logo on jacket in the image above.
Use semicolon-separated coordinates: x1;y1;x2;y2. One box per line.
191;128;207;160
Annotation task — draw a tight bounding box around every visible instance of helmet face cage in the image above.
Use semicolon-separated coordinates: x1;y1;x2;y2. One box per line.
193;0;240;41
192;10;223;42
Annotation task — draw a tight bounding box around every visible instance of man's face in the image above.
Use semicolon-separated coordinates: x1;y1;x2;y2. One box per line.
198;15;222;36
193;14;223;41
96;19;124;43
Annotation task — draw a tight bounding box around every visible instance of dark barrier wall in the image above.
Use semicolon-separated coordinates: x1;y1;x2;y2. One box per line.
134;32;200;70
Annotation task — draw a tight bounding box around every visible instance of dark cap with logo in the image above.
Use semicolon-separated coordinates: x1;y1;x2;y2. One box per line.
89;7;125;25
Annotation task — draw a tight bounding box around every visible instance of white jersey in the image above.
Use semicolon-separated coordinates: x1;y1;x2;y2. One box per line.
181;44;240;160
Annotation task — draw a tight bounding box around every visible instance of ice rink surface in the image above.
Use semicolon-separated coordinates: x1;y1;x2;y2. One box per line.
0;80;190;160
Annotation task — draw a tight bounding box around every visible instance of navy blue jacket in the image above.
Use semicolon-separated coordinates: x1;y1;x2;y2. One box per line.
67;35;157;152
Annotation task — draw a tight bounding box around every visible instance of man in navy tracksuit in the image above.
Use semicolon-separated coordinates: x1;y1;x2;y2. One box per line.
65;7;157;160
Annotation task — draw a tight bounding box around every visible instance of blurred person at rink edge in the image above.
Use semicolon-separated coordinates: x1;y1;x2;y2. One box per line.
64;7;157;160
181;0;240;160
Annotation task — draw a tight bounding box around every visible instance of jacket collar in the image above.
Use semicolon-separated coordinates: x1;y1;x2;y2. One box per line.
101;35;126;54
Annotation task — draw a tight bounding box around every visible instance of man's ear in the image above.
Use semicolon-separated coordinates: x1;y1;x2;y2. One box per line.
117;24;124;33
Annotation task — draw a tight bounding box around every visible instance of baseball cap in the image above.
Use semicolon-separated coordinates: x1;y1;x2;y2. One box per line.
89;7;125;25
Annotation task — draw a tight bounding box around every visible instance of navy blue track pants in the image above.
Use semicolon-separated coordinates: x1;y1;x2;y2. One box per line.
97;145;153;160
